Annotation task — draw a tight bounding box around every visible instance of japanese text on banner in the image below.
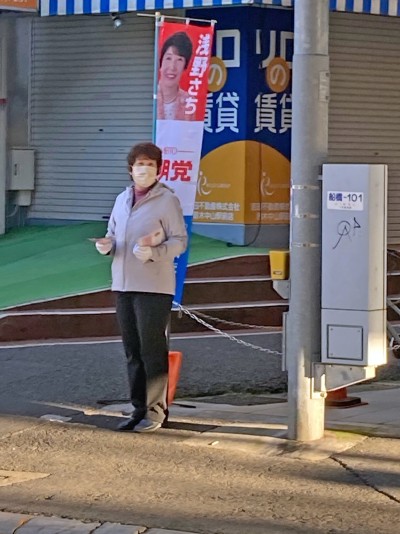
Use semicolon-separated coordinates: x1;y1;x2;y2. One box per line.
155;20;214;304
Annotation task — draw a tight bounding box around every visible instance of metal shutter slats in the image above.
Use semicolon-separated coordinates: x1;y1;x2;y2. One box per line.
329;12;400;243
30;14;154;221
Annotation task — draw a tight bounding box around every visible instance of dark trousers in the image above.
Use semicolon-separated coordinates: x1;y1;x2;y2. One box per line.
116;291;173;424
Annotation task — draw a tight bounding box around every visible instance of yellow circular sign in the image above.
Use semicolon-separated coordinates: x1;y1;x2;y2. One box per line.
208;57;227;93
266;57;291;93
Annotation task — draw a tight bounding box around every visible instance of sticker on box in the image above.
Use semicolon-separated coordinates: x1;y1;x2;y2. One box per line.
327;192;364;211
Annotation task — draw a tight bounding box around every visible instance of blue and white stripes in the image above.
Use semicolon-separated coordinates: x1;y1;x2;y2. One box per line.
330;0;400;15
40;0;252;16
40;0;400;16
262;0;400;15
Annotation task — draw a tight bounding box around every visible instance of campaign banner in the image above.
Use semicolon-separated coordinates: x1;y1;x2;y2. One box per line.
189;6;293;229
156;20;214;304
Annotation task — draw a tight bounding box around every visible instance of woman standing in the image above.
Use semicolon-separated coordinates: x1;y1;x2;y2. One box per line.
95;142;187;432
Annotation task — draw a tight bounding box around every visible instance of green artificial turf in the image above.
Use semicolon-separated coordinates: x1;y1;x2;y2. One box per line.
0;223;267;310
186;232;267;264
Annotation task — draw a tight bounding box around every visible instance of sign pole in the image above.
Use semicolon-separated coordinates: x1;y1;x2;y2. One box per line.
152;12;162;144
286;0;330;441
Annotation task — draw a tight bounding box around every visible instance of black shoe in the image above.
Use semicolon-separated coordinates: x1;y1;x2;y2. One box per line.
116;415;144;432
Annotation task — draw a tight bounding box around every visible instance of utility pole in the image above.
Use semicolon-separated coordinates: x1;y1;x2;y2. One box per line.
286;0;330;441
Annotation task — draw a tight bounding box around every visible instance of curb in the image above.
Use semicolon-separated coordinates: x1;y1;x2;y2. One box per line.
0;511;200;534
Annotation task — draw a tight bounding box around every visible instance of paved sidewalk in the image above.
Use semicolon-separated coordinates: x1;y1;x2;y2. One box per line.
0;512;200;534
0;383;400;534
97;382;400;446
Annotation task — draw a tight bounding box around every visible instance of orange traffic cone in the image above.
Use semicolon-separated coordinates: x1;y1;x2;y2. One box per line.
167;351;183;406
325;387;366;408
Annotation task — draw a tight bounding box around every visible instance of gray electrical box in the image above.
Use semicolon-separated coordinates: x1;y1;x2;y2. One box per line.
8;148;35;207
9;148;35;191
321;164;387;366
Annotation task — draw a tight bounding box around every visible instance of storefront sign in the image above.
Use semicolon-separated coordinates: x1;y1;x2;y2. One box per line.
189;7;293;226
0;0;37;11
155;20;214;304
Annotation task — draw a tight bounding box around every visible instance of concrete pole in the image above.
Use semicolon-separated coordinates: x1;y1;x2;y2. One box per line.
286;0;330;441
0;21;7;235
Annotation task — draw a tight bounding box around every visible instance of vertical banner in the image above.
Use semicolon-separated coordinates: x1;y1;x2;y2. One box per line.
156;20;214;304
189;7;292;234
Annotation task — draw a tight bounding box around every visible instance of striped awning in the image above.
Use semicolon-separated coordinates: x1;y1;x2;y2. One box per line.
40;0;400;17
40;0;252;16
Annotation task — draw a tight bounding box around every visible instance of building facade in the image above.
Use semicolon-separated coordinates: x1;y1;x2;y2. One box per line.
3;0;400;245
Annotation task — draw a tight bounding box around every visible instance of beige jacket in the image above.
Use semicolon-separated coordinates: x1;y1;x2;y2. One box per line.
106;182;187;295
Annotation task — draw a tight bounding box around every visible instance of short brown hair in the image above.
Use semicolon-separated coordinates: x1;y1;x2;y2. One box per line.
160;32;193;69
127;142;162;173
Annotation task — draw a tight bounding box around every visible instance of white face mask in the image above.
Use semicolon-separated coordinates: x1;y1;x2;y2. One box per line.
131;165;158;188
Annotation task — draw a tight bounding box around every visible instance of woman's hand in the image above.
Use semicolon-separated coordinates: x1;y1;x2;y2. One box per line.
133;244;153;262
95;237;114;255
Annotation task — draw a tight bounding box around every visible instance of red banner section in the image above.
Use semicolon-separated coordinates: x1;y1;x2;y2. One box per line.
0;0;37;10
157;21;213;123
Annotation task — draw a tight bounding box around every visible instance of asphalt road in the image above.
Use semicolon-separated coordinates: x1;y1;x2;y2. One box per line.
0;333;285;414
1;332;399;419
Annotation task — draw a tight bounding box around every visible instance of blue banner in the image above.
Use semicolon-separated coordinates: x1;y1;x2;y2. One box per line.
189;6;293;227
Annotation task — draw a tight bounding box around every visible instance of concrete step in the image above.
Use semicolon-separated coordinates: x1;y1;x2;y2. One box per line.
183;276;279;305
186;255;270;278
387;272;400;295
8;276;279;312
0;328;281;349
8;265;400;314
4;251;400;344
0;301;288;343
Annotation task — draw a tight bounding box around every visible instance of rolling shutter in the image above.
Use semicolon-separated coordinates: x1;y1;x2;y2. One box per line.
329;12;400;244
29;13;154;221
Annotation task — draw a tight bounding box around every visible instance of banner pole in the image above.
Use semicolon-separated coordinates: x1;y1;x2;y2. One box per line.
138;13;216;25
152;12;162;143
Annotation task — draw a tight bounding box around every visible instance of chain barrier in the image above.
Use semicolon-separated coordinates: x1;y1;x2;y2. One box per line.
173;302;282;355
387;248;400;260
388;338;400;352
191;310;280;331
173;302;400;357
